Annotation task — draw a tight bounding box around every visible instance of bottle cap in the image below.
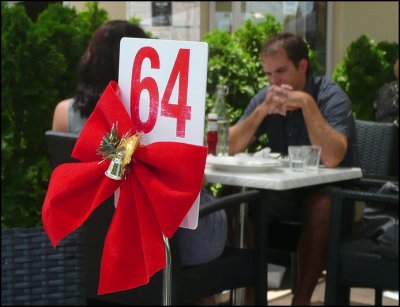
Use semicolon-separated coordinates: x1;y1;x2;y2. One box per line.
208;113;218;120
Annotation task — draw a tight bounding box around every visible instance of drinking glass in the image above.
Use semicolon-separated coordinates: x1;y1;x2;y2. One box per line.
288;146;305;171
303;145;321;172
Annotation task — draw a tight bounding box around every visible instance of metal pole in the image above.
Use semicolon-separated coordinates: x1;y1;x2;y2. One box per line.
162;234;172;306
232;186;248;305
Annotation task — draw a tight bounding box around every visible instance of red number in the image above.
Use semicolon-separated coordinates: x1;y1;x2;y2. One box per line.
161;49;191;138
130;47;160;133
130;47;192;138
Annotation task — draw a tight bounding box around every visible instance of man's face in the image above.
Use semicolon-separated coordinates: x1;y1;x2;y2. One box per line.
261;48;307;90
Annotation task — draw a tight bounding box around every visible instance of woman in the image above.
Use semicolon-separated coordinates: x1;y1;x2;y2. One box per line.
52;20;148;133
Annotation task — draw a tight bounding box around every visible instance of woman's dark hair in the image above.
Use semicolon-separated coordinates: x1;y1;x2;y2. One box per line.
73;20;148;118
260;32;310;75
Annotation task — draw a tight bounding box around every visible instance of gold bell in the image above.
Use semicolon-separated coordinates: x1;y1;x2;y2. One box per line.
105;152;124;180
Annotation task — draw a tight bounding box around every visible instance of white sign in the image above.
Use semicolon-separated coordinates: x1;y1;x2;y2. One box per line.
118;38;208;229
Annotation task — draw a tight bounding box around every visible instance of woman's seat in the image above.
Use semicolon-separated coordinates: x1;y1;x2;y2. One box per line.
45;130;269;305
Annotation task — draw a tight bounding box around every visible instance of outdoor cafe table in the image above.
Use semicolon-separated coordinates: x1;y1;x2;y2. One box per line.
204;163;362;191
204;161;362;304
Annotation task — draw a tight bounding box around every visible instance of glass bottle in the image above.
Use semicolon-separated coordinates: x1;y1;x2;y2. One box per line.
212;84;229;156
206;113;218;155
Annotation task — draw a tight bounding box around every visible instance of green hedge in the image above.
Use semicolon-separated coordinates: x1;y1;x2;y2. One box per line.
333;35;398;121
1;2;108;228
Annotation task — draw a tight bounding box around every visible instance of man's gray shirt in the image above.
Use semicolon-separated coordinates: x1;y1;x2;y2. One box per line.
239;76;358;167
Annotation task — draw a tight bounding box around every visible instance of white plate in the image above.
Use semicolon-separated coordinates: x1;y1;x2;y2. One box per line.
207;155;281;173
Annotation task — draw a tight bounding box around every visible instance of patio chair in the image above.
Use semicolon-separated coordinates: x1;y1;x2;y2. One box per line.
322;120;398;305
45;130;269;305
0;130;86;306
266;119;399;294
354;119;398;179
45;130;79;165
324;184;399;305
1;226;85;306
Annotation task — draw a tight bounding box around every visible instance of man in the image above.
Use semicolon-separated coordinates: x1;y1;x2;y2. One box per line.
229;32;358;305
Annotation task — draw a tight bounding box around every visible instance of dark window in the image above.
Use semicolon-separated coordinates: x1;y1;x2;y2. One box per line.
17;1;61;22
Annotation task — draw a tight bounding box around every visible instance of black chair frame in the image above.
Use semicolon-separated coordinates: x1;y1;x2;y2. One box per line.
324;182;399;305
266;119;399;295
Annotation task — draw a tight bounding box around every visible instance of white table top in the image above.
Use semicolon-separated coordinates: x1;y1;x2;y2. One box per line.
205;164;363;191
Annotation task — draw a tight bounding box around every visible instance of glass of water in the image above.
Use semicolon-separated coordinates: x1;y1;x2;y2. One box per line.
288;146;305;171
303;145;321;172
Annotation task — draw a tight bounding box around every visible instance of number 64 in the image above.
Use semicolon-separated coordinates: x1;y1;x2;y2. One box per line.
130;47;191;138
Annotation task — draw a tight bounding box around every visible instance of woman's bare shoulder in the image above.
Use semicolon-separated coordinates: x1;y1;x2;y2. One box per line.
52;99;71;132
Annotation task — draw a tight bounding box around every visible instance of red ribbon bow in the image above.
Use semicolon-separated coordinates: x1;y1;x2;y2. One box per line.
42;81;207;294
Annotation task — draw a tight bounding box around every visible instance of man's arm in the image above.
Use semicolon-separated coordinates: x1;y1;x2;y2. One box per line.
286;90;348;168
229;105;266;154
229;86;287;155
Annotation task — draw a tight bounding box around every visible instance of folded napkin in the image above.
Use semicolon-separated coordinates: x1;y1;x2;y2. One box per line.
253;147;271;158
234;148;278;165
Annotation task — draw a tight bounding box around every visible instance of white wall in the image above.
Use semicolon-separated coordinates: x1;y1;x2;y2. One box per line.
332;1;399;69
66;1;127;20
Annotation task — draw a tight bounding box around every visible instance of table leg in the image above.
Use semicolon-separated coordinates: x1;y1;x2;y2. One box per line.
232;187;249;305
233;188;268;305
255;190;268;305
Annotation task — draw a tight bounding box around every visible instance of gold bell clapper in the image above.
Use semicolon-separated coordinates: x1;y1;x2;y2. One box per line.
105;152;124;180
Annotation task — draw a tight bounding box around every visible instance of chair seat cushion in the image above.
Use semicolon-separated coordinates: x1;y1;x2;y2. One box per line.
178;247;257;303
339;238;399;289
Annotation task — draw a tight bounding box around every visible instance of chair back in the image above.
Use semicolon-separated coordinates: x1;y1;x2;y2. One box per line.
392;125;399;178
3;130;86;306
355;120;397;177
45;130;78;167
44;130;168;304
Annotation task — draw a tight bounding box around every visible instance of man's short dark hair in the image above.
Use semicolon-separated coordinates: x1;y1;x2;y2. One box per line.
260;32;310;74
